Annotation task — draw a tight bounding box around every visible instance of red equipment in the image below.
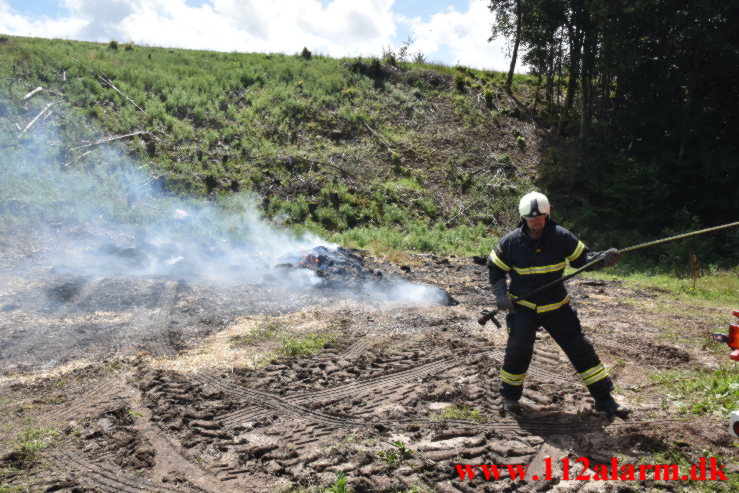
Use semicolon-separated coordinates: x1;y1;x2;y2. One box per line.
712;310;739;361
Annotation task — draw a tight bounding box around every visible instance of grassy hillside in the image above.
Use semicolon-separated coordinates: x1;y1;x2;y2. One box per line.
0;35;545;257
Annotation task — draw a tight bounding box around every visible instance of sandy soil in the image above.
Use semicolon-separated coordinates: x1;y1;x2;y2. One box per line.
1;251;737;492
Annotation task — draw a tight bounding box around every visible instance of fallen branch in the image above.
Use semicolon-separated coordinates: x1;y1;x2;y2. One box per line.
63;150;92;167
98;74;147;115
445;200;475;226
67;130;151;151
132;174;163;192
362;120;397;155
17;102;56;139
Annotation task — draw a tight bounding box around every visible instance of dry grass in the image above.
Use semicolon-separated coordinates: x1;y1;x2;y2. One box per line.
149;304;357;373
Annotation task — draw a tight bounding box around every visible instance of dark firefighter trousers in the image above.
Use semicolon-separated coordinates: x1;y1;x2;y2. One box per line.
499;304;613;401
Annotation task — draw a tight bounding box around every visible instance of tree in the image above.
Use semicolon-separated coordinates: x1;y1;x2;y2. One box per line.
490;0;739;255
488;0;523;91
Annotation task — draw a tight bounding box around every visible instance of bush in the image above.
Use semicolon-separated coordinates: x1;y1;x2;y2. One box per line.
484;89;495;108
453;72;467;92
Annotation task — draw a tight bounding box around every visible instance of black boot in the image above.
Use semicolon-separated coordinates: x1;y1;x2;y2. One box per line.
501;397;522;416
594;395;629;419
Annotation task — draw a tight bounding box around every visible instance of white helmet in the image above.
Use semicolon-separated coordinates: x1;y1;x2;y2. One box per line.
519;191;550;219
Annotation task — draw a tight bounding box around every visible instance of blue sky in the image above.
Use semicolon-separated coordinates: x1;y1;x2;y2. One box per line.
0;1;514;71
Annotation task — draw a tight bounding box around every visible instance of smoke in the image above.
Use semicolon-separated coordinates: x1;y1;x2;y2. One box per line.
0;118;449;305
1;130;324;288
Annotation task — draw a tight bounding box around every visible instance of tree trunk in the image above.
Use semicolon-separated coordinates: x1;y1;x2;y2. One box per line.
505;0;522;91
579;28;594;140
558;25;582;137
556;33;563;107
677;72;696;165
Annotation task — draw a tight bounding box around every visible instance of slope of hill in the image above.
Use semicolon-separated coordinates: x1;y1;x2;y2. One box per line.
1;35;548;257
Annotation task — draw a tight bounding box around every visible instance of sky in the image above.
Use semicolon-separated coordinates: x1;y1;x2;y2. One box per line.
0;0;517;71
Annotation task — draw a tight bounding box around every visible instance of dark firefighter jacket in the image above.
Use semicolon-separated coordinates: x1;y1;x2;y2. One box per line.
487;219;593;313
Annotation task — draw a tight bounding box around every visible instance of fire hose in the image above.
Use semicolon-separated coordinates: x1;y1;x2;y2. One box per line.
478;220;739;327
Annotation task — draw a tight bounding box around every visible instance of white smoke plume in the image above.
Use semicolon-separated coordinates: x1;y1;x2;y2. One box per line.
0;112;449;305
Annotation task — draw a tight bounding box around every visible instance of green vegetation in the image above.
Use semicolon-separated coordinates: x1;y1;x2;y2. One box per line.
321;472;350;493
280;333;336;358
0;484;24;493
127;409;144;418
231;319;283;345
649;368;739;416
378;441;415;468
582;266;739;305
5;426;60;468
231;319;335;358
0;35;533;258
283;472;351;493
489;1;739;268
433;404;487;424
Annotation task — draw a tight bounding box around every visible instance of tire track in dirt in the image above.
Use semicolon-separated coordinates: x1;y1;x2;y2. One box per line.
128;388;227;491
130;280;181;358
68;277;104;308
42;377;222;492
219;346;572;428
44;378;134;423
51;450;195;493
338;335;377;359
211;342;658;439
132;333;687;491
194;369;681;435
217;357;459;427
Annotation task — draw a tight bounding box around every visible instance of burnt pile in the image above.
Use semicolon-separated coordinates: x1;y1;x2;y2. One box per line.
295;246;380;288
285;246;456;306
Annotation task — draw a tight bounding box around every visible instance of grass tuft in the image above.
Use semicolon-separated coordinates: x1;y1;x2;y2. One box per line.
231;319;283;346
433;404;487;424
6;426;61;468
280;333;336;358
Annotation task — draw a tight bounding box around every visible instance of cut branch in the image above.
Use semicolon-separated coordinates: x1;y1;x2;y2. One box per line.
22;87;44;100
63;150;92;167
362;120;397;155
98;74;147;115
17;102;55;139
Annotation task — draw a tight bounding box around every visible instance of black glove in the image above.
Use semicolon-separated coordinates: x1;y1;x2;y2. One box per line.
492;278;515;311
601;248;621;268
587;248;621;270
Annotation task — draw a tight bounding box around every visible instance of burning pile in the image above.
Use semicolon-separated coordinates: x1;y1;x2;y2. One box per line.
291;246;456;306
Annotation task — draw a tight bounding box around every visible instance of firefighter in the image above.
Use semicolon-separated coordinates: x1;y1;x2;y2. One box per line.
488;191;629;418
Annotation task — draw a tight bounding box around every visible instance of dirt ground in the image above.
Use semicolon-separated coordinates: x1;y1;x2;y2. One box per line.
1;250;737;492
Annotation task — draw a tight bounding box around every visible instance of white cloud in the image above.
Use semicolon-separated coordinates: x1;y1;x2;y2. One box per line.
0;0;517;70
0;0;88;39
402;0;516;72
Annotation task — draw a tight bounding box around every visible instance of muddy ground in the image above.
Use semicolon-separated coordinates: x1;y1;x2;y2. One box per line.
1;250;737;492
